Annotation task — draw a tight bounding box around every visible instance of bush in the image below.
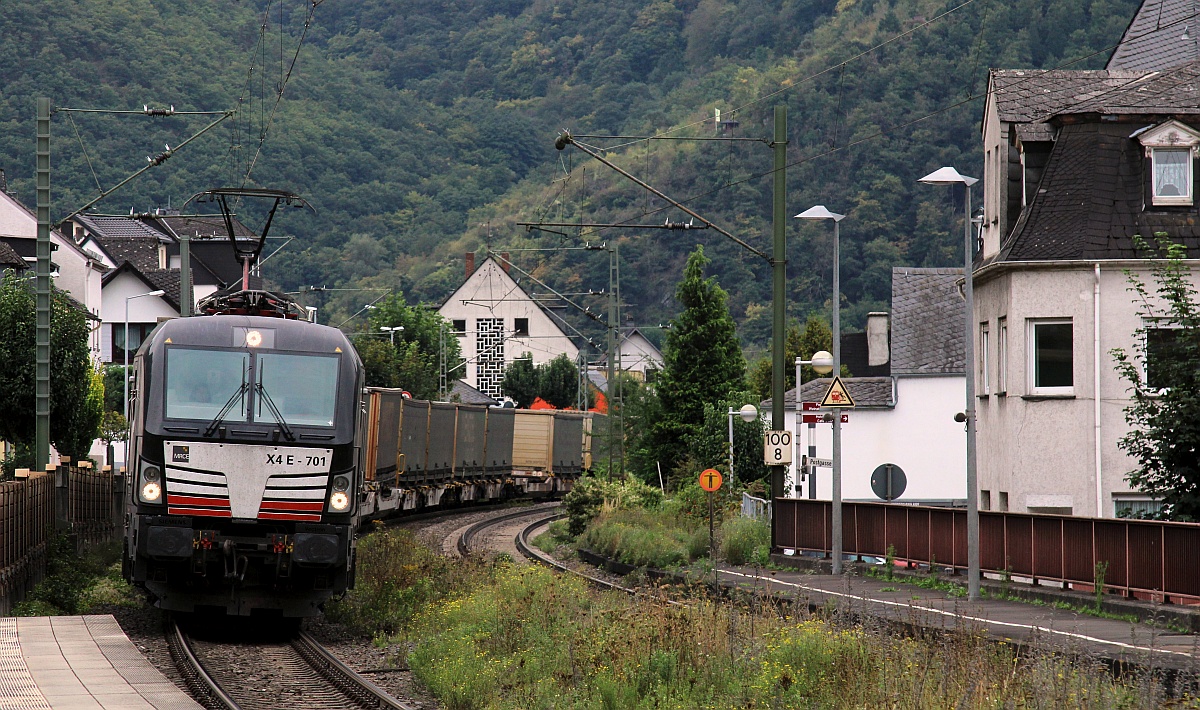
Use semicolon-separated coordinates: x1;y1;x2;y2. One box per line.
719;515;770;565
563;475;663;536
325;525;492;636
578;508;704;569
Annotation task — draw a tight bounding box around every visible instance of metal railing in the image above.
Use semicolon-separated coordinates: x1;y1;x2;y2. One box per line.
774;498;1200;604
742;492;770;520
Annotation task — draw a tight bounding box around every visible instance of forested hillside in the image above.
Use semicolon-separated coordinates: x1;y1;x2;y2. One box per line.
0;0;1138;347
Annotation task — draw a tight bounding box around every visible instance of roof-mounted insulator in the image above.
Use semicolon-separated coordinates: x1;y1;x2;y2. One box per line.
196;289;309;319
143;105;176;116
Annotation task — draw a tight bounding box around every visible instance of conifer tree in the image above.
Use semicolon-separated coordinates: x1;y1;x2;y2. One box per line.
652;246;745;475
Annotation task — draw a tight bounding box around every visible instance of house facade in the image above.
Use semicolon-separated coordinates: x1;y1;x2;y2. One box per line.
0;189;106;359
973;0;1200;516
69;210;262;364
773;267;967;503
438;254;580;399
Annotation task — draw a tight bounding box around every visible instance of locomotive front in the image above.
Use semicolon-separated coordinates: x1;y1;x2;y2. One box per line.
123;314;364;617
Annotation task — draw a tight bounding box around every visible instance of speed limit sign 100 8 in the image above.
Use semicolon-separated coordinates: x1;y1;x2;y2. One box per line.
764;430;793;464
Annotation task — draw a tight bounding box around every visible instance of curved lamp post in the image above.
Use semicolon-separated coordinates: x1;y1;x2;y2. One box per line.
796;205;847;574
919;166;980;601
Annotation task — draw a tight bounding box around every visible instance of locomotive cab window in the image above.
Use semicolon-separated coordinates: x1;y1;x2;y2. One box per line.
256;353;339;427
165;349;250;421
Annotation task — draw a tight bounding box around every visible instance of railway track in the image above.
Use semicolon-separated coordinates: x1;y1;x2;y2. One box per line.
168;617;415;710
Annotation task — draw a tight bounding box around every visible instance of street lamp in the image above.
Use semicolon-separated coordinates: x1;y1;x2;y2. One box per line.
380;325;404;345
123;289;165;470
796;205;846;574
919;165;980;602
727;403;759;489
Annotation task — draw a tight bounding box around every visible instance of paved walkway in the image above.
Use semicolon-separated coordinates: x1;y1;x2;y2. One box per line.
719;562;1200;672
0;615;201;710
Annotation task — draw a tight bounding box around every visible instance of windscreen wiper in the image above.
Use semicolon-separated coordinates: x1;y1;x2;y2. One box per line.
204;382;250;438
256;382;296;442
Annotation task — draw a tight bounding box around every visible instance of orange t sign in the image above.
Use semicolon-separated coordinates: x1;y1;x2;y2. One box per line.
699;468;723;492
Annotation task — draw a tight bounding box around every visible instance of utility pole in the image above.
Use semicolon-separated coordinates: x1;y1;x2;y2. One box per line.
607;244;617;480
35;98;51;472
770;106;788;507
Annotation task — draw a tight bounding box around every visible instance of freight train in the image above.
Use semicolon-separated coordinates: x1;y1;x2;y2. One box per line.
122;290;594;618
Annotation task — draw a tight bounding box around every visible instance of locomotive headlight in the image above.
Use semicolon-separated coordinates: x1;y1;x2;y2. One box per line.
139;464;164;504
141;481;162;502
332;475;349;492
245;329;263;347
329;490;350;511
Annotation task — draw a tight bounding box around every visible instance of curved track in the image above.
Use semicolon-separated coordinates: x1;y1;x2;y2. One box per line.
168;618;416;710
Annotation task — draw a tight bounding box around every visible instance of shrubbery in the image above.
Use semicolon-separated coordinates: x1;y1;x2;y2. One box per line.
562;475;663;536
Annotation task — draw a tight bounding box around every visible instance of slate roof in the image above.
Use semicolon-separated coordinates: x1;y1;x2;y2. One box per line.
1060;61;1200;115
998;121;1200;262
76;214;170;242
95;237;161;271
153;214;258;239
1107;0;1200;72
450;379;498;406
990;70;1147;124
890;268;964;375
762;377;895;410
0;241;26;270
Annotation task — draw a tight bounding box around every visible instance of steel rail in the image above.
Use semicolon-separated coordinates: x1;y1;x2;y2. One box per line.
293;631;417;710
457;506;557;556
167;619;241;710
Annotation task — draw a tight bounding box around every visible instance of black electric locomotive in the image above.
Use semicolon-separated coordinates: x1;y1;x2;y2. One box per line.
123;291;364;617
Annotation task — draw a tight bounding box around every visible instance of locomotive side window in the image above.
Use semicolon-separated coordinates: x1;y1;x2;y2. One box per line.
257;353;339;427
165;349;250;421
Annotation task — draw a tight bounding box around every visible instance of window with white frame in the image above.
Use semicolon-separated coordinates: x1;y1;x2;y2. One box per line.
979;324;990;395
1028;319;1073;394
997;317;1008;393
1134;119;1200;207
1144;323;1189;390
1152;148;1192;203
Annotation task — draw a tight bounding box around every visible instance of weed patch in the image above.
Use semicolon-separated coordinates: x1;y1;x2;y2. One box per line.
11;536;137;615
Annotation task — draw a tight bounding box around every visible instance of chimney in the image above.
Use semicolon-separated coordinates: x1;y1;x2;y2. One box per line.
500;252;510;273
465;252;475;280
0;168;6;195
866;312;890;366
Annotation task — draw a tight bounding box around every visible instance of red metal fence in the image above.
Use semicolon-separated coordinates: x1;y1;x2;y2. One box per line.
774;498;1200;604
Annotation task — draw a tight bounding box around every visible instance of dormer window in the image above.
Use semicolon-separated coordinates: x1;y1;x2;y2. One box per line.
1153;148;1191;203
1134;119;1200;207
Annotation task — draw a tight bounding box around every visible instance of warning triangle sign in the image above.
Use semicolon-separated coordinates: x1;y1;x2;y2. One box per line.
820;376;855;408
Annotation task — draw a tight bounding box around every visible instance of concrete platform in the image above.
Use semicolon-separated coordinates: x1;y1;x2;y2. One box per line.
0;615;202;710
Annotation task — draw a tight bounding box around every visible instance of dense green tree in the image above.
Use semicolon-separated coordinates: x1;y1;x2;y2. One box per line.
682;390;768;487
748;316;839;401
652;246;745;475
501;353;580;408
1112;236;1200;521
502;354;539;407
358;293;462;400
0;272;103;459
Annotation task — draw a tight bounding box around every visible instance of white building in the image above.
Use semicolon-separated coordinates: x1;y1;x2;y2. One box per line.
0;187;106;359
598;328;664;382
772;268;967;503
972;0;1200;517
438;254;580;399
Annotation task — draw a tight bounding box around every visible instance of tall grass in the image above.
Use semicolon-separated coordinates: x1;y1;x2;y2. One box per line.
399;554;1160;709
577;508;707;569
324;525;492;637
